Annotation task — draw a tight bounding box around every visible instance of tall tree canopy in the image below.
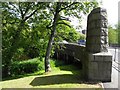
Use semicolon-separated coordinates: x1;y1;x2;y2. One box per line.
2;1;99;76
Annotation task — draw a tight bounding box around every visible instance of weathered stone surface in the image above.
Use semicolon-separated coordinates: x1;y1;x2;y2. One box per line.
56;43;86;62
88;12;108;23
88;52;112;81
91;7;107;13
86;44;101;53
86;7;112;82
86;7;108;53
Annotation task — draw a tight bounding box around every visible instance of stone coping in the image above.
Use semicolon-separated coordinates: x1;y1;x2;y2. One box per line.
58;42;86;47
92;51;112;56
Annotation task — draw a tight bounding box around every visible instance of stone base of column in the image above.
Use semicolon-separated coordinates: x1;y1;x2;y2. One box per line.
88;52;112;82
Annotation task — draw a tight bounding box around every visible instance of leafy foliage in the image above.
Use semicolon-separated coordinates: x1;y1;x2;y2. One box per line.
78;33;86;40
2;58;44;77
55;22;80;43
118;22;120;45
108;26;118;44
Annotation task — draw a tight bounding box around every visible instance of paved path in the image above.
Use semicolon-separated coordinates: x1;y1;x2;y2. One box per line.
103;47;120;90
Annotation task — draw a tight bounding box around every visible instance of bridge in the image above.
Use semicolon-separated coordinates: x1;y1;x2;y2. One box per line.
54;7;113;82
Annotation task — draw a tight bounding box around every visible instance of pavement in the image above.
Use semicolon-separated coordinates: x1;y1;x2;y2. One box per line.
103;47;120;90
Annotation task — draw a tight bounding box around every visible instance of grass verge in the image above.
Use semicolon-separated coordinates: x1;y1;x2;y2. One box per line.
1;59;103;89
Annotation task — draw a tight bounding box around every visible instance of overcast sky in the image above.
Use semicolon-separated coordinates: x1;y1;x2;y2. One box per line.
102;0;119;26
71;0;120;30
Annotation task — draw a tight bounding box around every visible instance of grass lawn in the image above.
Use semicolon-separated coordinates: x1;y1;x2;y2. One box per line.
0;60;103;89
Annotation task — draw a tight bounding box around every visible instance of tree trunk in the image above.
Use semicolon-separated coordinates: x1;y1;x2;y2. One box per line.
45;2;61;72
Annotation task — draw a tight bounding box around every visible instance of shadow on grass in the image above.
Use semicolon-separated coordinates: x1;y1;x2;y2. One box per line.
30;64;98;87
30;74;82;86
30;74;99;87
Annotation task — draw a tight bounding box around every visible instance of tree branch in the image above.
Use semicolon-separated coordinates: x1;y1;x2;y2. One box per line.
24;9;38;21
46;17;71;29
18;3;24;19
24;3;40;21
59;2;78;12
57;22;71;28
9;2;20;13
23;4;31;18
59;16;71;22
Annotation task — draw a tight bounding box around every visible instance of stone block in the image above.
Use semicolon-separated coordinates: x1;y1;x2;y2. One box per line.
87;28;108;37
101;28;108;36
101;11;108;19
88;36;100;43
88;71;94;79
88;61;112;81
88;54;94;61
104;56;112;61
91;52;112;61
105;71;111;78
100;19;108;28
91;7;107;14
91;13;102;21
86;44;101;53
87;30;99;37
92;45;101;53
94;55;103;61
88;8;107;21
90;62;98;70
88;52;112;81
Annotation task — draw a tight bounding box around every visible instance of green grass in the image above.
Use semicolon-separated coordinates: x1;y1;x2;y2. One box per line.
0;59;103;89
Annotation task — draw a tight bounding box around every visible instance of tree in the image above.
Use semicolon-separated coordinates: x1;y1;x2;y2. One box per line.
44;1;99;72
44;2;61;72
108;25;118;45
2;2;48;76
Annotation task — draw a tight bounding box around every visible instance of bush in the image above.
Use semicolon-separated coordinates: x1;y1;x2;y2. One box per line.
10;58;44;76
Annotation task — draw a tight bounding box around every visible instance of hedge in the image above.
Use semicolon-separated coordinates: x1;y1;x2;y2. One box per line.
9;58;44;76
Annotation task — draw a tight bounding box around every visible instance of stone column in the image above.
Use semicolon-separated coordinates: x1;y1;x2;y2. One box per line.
86;7;108;53
86;7;112;81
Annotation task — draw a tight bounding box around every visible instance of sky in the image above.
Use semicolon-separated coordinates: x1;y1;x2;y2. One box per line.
71;0;120;30
101;0;119;26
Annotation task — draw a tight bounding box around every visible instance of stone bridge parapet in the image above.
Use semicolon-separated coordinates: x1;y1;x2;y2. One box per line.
54;7;112;82
55;43;85;62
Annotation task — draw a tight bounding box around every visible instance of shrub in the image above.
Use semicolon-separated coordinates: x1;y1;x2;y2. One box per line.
10;58;44;76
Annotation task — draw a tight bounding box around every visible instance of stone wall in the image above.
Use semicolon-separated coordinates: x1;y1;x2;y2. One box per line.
55;43;86;63
54;43;88;79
